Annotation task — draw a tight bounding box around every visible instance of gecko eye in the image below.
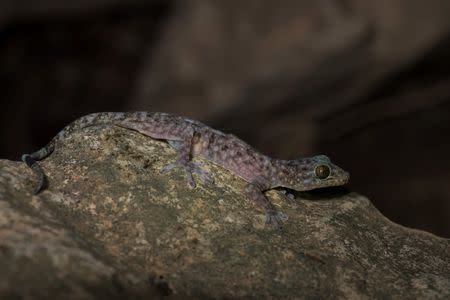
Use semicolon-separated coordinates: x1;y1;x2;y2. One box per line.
315;164;330;180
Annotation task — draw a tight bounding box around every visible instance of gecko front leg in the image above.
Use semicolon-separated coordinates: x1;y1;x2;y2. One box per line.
161;137;214;188
245;177;288;229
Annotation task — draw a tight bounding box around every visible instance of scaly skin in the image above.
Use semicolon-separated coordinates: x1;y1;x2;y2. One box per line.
22;112;350;229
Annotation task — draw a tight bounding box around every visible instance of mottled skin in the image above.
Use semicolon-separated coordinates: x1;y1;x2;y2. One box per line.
22;112;350;228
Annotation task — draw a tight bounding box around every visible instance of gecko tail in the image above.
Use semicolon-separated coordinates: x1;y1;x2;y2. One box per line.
22;141;55;194
21;112;135;194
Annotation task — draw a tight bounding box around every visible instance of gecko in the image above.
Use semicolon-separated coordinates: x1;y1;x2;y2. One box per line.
22;112;350;229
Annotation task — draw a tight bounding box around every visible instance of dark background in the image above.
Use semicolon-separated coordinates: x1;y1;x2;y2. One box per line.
1;0;449;238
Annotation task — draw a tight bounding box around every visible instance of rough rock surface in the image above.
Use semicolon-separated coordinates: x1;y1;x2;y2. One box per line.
0;126;449;299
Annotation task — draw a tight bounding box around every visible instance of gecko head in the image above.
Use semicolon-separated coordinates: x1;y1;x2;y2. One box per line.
290;155;350;191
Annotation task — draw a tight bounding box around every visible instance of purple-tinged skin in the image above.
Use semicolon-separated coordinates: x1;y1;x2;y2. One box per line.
22;112;350;229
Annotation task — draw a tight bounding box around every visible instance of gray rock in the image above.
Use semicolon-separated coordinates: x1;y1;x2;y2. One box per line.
1;126;449;299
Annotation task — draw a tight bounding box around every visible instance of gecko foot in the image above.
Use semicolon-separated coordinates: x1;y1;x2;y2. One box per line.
265;210;288;230
161;161;214;188
189;161;215;185
279;189;295;201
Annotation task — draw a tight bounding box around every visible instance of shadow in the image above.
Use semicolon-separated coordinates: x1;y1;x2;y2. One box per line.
290;186;351;201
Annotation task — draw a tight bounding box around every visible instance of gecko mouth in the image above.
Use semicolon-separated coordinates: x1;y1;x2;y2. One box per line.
328;173;350;186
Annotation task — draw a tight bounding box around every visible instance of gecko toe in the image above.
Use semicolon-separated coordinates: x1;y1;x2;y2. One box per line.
186;172;196;189
199;173;214;185
160;163;177;173
161;162;198;188
265;210;288;229
192;166;214;185
161;161;213;188
187;161;214;185
279;189;295;201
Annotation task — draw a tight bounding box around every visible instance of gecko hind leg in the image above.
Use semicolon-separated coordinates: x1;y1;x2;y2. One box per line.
21;141;55;194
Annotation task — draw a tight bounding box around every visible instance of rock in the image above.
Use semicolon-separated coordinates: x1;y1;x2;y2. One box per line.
0;126;449;299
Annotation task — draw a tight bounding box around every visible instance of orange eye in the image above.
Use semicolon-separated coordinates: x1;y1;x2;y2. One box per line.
315;164;330;179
